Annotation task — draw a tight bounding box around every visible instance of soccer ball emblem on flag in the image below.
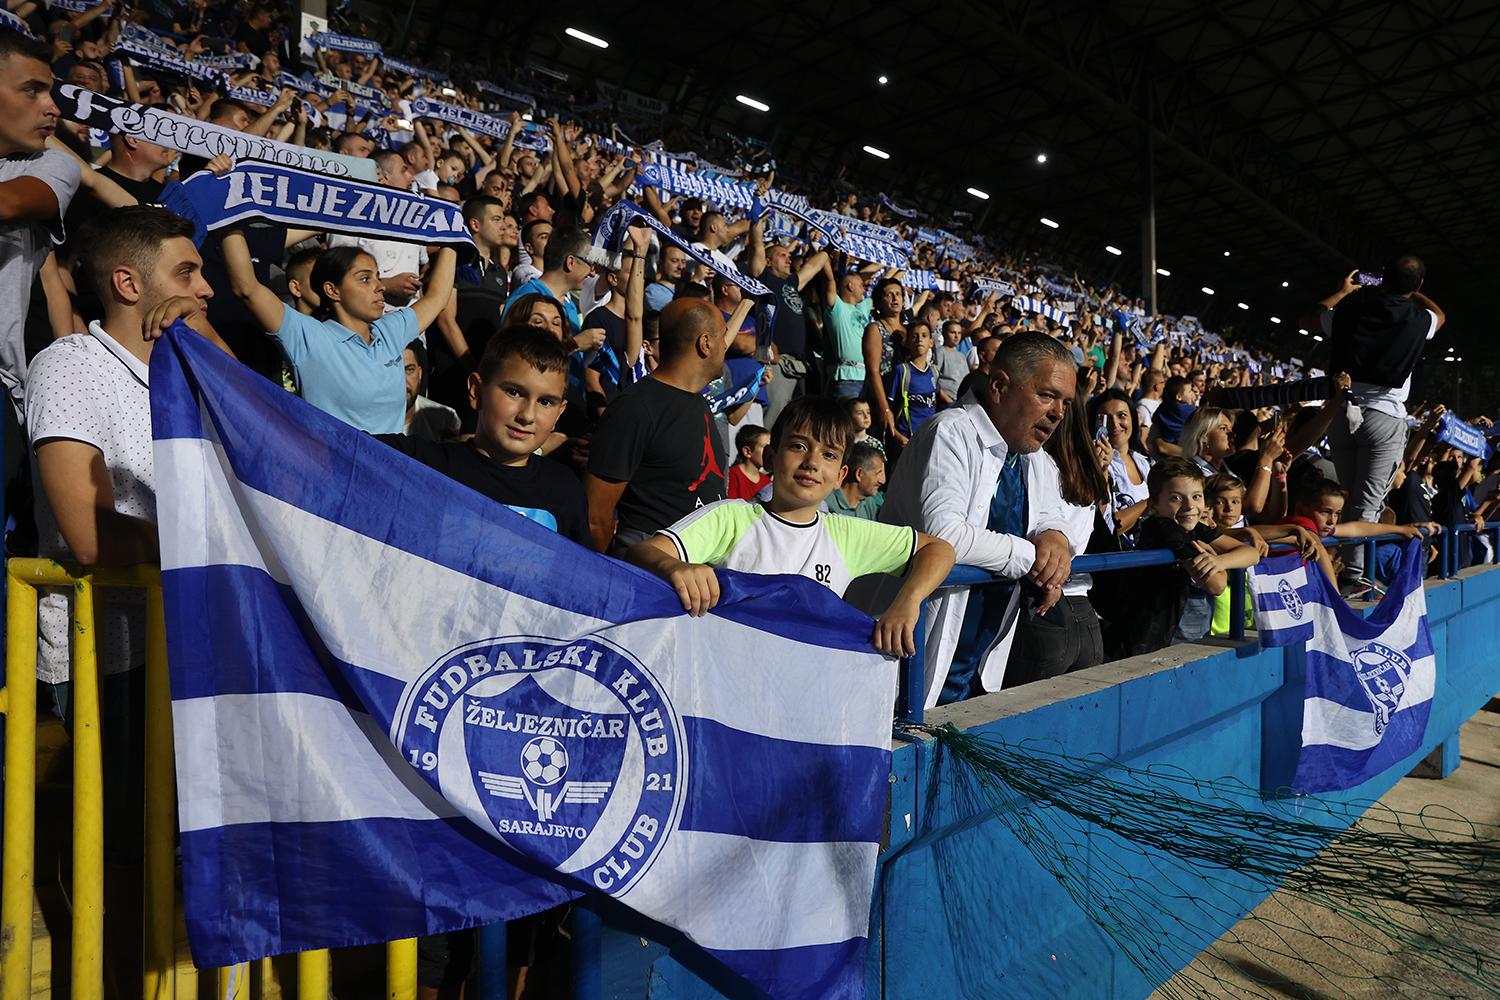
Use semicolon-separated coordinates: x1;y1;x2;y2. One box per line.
523;737;569;785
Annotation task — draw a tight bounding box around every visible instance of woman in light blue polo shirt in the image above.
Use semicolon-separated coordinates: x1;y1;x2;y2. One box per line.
222;229;457;434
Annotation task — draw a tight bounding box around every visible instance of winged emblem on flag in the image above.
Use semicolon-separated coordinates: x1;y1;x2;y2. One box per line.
478;736;612;825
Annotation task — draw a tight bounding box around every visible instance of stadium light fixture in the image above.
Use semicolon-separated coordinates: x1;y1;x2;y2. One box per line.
735;95;770;112
1313;334;1324;342
1223;250;1231;257
1036;153;1048;164
862;145;890;160
1105;245;1122;256
1281;280;1290;288
1201;287;1214;295
564;27;608;48
1156;267;1171;276
1237;302;1250;310
1040;217;1059;229
1270;316;1282;324
1299;328;1309;335
967;187;990;200
877;74;889;85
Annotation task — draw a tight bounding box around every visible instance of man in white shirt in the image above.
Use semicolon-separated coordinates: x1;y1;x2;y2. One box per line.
1136;368;1166;435
878;332;1078;707
0;32;82;411
25;206;233;894
27;206;235;688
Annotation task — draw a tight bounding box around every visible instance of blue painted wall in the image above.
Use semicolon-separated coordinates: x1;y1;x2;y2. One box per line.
582;567;1500;999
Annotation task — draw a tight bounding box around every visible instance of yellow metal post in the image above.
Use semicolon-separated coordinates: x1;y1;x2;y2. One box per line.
72;574;104;999
142;580;175;1000
215;963;248;999
297;949;331;1000
386;938;418;1000
0;569;38;1000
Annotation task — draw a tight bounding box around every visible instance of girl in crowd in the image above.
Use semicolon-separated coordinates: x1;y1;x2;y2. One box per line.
222;231;456;435
1088;388;1152;540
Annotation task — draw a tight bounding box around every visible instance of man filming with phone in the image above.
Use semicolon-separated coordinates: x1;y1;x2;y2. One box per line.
1316;256;1444;594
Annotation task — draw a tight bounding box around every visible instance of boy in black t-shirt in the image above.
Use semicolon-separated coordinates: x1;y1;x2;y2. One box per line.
1102;458;1257;657
379;327;590;547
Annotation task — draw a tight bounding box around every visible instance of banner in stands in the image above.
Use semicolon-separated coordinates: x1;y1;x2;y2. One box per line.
150;323;895;1000
52;84;375;180
160;163;470;247
1437;412;1492;461
1250;538;1434;793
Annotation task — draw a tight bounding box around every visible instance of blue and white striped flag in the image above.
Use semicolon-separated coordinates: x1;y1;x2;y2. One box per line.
1250;539;1434;793
150;324;893;999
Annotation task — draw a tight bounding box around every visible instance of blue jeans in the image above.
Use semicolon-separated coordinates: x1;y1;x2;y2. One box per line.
1174;590;1213;643
832;379;864;400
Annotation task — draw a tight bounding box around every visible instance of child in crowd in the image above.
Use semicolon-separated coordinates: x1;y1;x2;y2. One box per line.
887;321;938;446
844;398;886;457
1148;375;1199;456
726;424;770;500
1104;458;1258;656
627;398;954;656
825;442;886;520
1205;473;1321;636
379;327;590;546
1285;477;1438;593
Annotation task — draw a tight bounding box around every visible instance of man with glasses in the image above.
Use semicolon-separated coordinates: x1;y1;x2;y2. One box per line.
502;226;596;334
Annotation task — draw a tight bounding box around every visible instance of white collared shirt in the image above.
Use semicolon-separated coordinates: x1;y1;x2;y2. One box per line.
876;397;1072;705
24;323;155;682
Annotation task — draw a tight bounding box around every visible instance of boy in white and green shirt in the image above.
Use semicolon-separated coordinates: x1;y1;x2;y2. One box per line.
627;398;955;657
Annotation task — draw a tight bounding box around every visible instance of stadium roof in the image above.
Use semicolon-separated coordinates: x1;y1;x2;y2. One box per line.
378;0;1500;361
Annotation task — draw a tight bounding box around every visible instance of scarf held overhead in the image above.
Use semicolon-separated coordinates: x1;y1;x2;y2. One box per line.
160;163;472;248
52;84;375;180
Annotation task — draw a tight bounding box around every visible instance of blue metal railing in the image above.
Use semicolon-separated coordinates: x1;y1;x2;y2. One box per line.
899;524;1500;724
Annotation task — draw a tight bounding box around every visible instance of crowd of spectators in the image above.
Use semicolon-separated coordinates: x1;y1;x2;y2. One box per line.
2;2;1498;993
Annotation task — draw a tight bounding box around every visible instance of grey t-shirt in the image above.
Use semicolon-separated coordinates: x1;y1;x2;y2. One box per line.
0;149;81;409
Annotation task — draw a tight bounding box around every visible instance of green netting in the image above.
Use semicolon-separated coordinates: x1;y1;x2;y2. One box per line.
894;722;1500;998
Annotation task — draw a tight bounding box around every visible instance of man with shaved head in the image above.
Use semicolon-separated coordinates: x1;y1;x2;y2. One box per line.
585;298;731;554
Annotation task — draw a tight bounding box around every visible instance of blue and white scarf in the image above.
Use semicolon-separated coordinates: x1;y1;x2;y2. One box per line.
475;80;537;108
382;56;445;81
317;72;385;104
1437;413;1492;460
637;162;755;211
196;51;258;70
0;8;32;35
878;193;918;219
45;0;103;12
972;276;1015;298
406;95;507;139
772;202;908;269
309;30;382;57
279;73;389;121
116;37;230;89
160;162;471;248
593;200;772;302
53;83;375;180
901;270;959;293
225;85;322;126
1012;295;1072;328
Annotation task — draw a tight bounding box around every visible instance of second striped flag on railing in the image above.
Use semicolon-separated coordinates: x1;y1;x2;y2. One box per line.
149;323;897;1000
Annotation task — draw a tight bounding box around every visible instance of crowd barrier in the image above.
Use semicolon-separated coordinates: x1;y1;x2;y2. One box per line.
0;525;1493;998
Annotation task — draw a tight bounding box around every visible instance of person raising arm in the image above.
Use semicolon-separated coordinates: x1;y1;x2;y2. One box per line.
222;227;457;434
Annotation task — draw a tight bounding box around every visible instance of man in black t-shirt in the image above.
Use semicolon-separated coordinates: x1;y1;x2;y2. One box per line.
378;327;589;547
584;299;729;555
744;223;831;426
